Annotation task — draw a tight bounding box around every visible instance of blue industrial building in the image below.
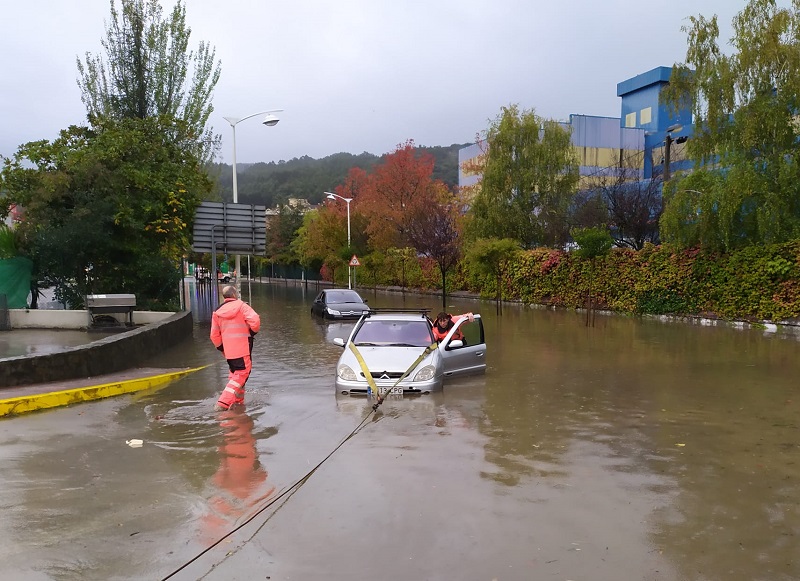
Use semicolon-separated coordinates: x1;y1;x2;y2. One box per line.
459;66;694;189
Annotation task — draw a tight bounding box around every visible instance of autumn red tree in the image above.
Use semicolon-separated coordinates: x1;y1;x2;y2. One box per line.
358;140;440;251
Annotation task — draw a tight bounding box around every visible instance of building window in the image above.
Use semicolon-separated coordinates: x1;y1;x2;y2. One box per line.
625;112;637;128
640;107;652;125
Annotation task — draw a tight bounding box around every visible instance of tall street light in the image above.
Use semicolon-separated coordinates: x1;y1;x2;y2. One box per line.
223;110;282;293
325;191;352;289
663;123;685;182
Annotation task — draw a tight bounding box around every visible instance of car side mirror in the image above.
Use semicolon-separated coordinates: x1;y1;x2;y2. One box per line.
447;339;464;349
333;338;345;347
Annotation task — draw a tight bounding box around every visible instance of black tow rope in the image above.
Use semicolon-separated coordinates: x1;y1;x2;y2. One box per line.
161;343;438;579
160;404;377;580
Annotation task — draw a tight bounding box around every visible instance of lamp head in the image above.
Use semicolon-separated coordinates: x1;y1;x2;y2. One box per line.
666;123;683;133
325;192;336;200
262;114;280;127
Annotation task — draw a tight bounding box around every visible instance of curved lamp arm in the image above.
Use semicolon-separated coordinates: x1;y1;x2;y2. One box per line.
223;109;284;127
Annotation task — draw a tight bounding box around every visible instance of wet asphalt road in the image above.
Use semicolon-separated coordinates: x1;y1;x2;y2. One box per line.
1;281;799;580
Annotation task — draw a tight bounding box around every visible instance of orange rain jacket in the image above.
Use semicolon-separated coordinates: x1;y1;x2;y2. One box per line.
210;298;261;359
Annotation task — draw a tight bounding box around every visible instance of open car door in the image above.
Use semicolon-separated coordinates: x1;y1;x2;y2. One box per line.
439;314;486;378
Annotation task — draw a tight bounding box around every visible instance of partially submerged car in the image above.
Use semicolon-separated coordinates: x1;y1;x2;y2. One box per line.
311;289;370;320
332;309;486;396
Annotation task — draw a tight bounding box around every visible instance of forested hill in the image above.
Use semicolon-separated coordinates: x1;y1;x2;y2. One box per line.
207;143;470;208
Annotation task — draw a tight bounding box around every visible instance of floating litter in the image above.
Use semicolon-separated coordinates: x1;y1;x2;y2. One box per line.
126;439;144;448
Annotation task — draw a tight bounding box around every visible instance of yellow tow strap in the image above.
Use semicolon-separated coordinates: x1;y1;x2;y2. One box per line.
391;342;439;387
348;342;379;394
348;341;438;400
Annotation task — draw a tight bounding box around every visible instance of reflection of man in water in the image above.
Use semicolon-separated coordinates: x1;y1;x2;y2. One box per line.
201;409;275;543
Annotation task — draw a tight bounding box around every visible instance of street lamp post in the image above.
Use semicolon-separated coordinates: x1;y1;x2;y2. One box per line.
325;191;352;289
223;110;282;294
663;123;684;182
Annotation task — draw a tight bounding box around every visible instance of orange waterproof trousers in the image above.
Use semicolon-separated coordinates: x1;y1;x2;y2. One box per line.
216;355;252;409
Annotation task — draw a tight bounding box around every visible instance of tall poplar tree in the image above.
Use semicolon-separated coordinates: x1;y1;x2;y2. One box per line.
77;0;221;162
467;105;579;249
661;0;800;251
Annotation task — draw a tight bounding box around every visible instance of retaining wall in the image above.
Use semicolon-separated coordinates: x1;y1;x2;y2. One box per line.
9;309;174;329
0;311;193;388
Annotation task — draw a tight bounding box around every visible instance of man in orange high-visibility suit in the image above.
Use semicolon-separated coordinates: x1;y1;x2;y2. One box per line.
210;285;261;411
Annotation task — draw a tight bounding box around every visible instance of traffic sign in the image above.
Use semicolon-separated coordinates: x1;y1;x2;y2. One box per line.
349;255;361;267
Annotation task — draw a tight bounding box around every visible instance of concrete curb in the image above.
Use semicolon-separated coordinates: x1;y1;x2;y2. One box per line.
0;365;206;418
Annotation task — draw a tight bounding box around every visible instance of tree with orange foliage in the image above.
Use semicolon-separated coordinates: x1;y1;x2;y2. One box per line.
358;140;441;251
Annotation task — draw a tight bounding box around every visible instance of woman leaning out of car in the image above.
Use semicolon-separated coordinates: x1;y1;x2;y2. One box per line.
431;311;473;343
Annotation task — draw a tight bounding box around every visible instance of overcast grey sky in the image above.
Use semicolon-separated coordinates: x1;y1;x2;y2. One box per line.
1;0;745;165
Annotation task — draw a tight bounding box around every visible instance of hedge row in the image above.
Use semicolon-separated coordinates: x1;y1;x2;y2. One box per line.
416;241;797;323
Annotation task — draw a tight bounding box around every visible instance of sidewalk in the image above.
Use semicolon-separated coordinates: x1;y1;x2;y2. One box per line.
0;365;206;418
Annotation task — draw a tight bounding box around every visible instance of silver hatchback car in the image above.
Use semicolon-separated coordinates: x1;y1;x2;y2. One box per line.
332;310;486;396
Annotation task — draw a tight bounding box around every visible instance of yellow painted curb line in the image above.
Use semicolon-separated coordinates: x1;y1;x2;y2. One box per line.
0;365;209;418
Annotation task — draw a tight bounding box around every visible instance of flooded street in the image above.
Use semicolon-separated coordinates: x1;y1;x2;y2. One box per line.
1;281;798;580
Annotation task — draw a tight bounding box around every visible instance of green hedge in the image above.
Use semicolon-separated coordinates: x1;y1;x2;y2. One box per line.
488;241;799;322
318;241;799;323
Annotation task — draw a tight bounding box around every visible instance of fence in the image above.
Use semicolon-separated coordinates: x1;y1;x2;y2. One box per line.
0;295;9;331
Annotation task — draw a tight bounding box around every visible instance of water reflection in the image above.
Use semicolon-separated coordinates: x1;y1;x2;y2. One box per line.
185;278;217;324
200;407;276;544
310;319;357;345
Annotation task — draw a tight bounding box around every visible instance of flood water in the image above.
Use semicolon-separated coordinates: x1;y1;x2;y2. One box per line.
0;281;798;581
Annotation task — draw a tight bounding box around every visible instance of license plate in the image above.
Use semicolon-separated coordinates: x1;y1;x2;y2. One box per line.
378;386;403;396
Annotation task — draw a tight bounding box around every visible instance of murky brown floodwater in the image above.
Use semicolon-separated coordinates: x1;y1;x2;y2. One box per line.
0;280;798;581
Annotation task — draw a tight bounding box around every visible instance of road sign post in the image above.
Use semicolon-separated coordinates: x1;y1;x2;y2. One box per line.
349;255;360;289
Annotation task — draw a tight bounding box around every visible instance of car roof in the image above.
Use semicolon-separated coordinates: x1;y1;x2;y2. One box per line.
324;289;364;297
361;310;430;321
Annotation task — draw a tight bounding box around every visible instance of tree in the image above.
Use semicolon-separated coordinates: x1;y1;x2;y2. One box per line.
464;238;520;315
1;117;211;309
467;105;579;249
292;207;350;286
406;184;463;309
572;226;613;326
266;203;304;266
358;141;441;251
576;152;663;250
386;247;416;292
661;0;800;251
77;0;221;163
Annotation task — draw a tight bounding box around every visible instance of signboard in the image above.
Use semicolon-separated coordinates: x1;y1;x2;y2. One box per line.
192;202;267;255
349;255;361;267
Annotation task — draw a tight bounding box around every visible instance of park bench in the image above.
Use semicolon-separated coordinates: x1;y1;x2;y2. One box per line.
86;294;136;328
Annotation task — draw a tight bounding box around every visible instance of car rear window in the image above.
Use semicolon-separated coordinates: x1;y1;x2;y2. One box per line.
327;290;363;303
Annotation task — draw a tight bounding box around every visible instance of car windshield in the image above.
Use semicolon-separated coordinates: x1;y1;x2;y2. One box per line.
327;290;363;303
353;319;433;347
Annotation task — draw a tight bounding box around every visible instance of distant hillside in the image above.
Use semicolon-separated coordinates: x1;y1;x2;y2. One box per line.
207;143;470;208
